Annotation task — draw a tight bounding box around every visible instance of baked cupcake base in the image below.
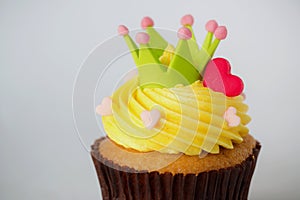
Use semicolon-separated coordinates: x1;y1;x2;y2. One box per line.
91;136;261;200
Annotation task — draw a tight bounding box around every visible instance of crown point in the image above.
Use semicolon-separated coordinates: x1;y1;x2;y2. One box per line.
135;32;150;44
214;26;227;40
205;20;218;33
141;16;154;29
181;14;194;26
177;27;192;40
118;25;129;36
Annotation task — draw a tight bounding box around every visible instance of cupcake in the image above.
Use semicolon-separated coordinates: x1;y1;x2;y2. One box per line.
91;15;261;200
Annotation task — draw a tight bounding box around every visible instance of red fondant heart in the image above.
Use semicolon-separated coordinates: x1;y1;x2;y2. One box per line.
203;58;244;97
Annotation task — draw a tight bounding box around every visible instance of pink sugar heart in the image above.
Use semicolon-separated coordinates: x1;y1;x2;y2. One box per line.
96;97;113;116
203;58;244;97
223;106;241;127
140;109;161;129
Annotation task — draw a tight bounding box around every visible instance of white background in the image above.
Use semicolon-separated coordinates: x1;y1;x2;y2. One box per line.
1;0;300;199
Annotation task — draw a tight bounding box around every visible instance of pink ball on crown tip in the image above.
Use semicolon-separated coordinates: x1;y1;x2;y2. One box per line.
214;26;227;40
141;16;154;29
181;14;194;26
177;27;192;40
118;25;129;36
135;32;150;44
205;20;218;33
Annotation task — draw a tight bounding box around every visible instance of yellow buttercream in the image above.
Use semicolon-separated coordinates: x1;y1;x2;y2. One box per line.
159;44;175;66
102;78;250;155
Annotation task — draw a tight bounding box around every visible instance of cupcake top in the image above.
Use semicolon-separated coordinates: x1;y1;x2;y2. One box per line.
96;15;250;156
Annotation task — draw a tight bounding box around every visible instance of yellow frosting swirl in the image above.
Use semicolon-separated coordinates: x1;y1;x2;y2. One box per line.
102;78;251;155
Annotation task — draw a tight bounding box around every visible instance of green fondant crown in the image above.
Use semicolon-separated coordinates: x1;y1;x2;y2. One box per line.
118;15;227;88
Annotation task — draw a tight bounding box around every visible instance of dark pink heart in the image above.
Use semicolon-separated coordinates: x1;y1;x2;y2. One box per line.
203;58;244;97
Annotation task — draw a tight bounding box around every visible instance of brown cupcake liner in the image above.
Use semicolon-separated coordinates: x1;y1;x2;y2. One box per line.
91;139;261;200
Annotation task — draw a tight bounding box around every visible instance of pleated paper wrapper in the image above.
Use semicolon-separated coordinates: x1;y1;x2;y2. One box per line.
91;138;261;200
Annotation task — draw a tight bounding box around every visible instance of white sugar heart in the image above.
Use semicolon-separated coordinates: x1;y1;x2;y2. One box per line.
140;109;161;129
223;106;241;127
96;97;113;116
